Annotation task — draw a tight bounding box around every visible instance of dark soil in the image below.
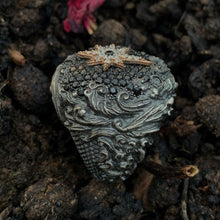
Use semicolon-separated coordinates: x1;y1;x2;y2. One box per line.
0;0;219;219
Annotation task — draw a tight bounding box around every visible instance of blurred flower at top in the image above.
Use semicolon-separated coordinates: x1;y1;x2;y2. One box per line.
63;0;105;35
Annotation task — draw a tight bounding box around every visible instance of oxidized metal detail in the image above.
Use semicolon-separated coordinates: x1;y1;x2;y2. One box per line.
51;45;178;182
78;44;152;70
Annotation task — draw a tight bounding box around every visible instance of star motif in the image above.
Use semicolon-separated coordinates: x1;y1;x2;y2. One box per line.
77;44;152;71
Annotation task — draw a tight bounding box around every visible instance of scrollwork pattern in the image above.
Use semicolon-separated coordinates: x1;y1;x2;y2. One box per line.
56;79;175;181
51;54;177;181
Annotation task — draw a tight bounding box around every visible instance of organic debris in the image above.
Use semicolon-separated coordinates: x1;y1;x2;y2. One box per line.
63;0;106;34
8;48;26;66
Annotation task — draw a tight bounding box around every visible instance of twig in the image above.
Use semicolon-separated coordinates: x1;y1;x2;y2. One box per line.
141;160;199;179
0;69;10;93
174;11;187;38
181;178;189;220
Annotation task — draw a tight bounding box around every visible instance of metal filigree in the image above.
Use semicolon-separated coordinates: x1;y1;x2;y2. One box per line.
50;45;178;182
78;44;152;70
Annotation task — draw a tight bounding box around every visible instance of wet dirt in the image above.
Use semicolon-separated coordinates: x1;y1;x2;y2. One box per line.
0;0;219;219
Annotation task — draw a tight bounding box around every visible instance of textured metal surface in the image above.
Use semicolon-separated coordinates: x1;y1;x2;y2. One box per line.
50;45;177;182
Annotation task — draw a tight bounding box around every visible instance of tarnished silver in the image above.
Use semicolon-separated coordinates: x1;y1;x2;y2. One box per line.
51;45;177;182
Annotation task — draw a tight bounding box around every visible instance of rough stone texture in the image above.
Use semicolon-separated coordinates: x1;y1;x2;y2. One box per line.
91;19;130;46
21;178;78;220
195;95;220;137
205;18;220;40
184;14;207;51
148;178;181;209
0;17;9;72
10;0;52;37
131;29;147;50
189;59;220;100
105;0;127;7
17;39;49;63
0;97;12;135
10;64;51;114
78;179;142;219
188;157;220;220
11;8;43;37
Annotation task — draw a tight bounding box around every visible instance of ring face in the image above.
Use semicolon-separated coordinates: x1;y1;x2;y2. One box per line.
51;45;177;182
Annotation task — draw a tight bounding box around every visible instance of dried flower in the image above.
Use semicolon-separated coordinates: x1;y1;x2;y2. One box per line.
63;0;105;35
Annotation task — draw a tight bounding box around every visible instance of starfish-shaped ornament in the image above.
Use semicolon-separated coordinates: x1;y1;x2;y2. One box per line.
78;44;152;71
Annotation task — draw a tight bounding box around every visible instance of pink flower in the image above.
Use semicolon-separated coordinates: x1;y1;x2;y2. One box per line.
63;0;105;35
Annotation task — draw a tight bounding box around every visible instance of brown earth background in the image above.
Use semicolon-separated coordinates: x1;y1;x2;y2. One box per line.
0;0;220;219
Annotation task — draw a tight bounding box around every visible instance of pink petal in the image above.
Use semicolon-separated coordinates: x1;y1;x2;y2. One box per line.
75;0;84;9
64;0;106;33
63;19;71;32
69;0;105;13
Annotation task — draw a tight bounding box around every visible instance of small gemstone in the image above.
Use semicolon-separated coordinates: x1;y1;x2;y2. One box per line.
119;80;127;86
64;85;69;90
76;75;83;81
69;77;75;82
127;83;134;90
112;79;118;85
78;88;84;96
85;75;91;80
81;81;87;87
72;82;79;88
63;78;68;83
104;79;110;84
110;87;117;94
94;66;100;71
56;201;62;207
117;75;122;79
137;72;144;78
133;87;141;96
109;74;114;80
125;75;130;80
144;75;150;82
101;73;107;78
81;70;86;74
130;70;135;76
96;77;103;83
93;73;98;79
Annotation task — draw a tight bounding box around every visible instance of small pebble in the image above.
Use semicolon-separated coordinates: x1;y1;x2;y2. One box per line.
195;95;220;137
10;64;50;114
